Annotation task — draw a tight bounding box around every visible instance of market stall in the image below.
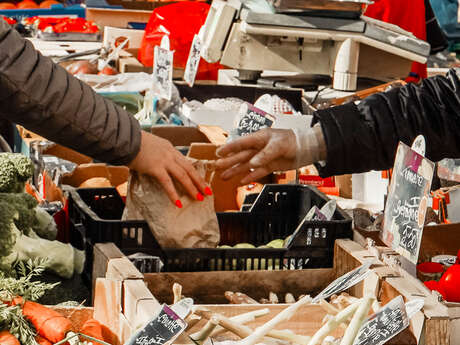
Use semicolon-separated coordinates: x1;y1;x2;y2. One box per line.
0;0;459;344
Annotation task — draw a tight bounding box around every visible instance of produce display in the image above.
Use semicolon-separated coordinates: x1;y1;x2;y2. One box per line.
0;261;112;345
158;282;412;345
0;153;84;279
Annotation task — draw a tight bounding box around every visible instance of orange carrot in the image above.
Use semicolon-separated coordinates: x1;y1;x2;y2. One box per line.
80;318;105;342
35;335;53;345
0;330;20;345
21;301;72;343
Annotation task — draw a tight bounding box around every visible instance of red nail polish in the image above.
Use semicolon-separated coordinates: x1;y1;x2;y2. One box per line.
175;200;183;208
204;187;213;196
196;193;204;201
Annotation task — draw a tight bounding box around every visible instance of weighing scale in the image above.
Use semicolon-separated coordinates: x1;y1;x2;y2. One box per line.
200;0;431;91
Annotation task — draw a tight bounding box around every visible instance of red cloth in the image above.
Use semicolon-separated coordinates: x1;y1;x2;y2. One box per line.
364;0;427;82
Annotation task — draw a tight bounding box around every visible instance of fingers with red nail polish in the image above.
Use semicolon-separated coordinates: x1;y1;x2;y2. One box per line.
196;193;204;201
204;187;213;196
175;200;183;208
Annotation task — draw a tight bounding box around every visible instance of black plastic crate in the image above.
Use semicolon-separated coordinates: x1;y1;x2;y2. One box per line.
68;184;352;277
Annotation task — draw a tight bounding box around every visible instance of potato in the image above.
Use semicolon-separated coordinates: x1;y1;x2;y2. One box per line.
79;177;111;189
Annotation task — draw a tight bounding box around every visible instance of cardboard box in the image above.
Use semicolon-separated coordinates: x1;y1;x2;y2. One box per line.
61;163;129;188
86;7;153;29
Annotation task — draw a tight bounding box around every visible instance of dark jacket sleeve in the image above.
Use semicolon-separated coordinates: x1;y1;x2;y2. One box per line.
0;20;141;165
314;68;460;177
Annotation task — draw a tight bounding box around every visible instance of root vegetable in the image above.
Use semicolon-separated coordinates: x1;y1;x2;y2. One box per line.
185;314;201;331
268;292;278;304
80;318;105;342
225;291;258;304
173;283;183;304
79;177;111;189
190;317;219;344
21;300;72;343
285;293;296;304
36;335;52;345
195;308;309;344
319;300;340;315
339;297;374;345
308;300;362;345
211;309;269;336
234;295;313;345
0;331;20;345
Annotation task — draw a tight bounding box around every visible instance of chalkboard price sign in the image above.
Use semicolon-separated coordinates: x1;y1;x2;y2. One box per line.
184;34;202;87
153;36;174;101
381;141;434;264
125;304;187;345
235;103;275;137
353;296;409;345
313;261;372;302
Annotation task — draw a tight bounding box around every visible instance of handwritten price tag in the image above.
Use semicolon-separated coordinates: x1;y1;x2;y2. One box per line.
235;103;275;137
184;33;202;87
313;261;373;302
381;141;434;264
353;296;409;345
153;36;174;101
125;304;187;345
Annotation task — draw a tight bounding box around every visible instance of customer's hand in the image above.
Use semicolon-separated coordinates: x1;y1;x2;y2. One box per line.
128;131;212;207
215;128;298;184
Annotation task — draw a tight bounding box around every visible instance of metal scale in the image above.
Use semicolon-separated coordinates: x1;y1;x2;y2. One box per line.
199;0;431;91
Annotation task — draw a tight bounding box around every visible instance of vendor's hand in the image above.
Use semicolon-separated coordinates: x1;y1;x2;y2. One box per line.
128;131;212;207
215;128;298;184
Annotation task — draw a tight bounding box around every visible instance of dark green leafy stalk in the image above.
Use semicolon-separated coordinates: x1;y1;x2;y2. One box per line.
0;302;38;345
0;259;58;345
0;259;59;302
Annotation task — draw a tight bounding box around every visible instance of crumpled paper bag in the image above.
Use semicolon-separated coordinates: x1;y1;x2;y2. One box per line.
123;160;220;248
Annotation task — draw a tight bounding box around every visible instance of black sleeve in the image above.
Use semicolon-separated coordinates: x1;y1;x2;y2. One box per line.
314;69;460;177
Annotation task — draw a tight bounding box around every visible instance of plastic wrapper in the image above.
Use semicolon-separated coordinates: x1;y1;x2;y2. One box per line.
138;2;221;80
99;92;144;115
76;72;154;93
123;160;220;248
438;158;460;184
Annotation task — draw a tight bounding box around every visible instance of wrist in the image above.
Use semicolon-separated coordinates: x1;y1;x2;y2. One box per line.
292;124;326;168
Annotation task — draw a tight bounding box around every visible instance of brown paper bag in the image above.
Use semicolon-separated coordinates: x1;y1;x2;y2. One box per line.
123;161;220;248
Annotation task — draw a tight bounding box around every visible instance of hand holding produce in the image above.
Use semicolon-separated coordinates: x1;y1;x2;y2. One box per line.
127;131;210;205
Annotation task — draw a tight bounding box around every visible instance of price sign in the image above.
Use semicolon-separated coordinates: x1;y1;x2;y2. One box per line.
313;261;373;302
235;103;275;137
125;304;187;345
153;36;174;101
184;33;202;87
353;296;409;345
381;141;434;264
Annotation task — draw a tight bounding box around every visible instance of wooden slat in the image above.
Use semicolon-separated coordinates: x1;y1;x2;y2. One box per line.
106;257;144;281
123;279;161;328
143;268;334;305
93;278;122;345
93;243;125;300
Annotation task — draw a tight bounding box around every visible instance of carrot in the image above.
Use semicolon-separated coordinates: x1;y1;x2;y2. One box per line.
35;335;53;345
21;301;72;343
0;330;20;345
80;318;105;342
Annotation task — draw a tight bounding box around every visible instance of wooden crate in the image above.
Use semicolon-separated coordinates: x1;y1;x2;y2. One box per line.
94;239;460;344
